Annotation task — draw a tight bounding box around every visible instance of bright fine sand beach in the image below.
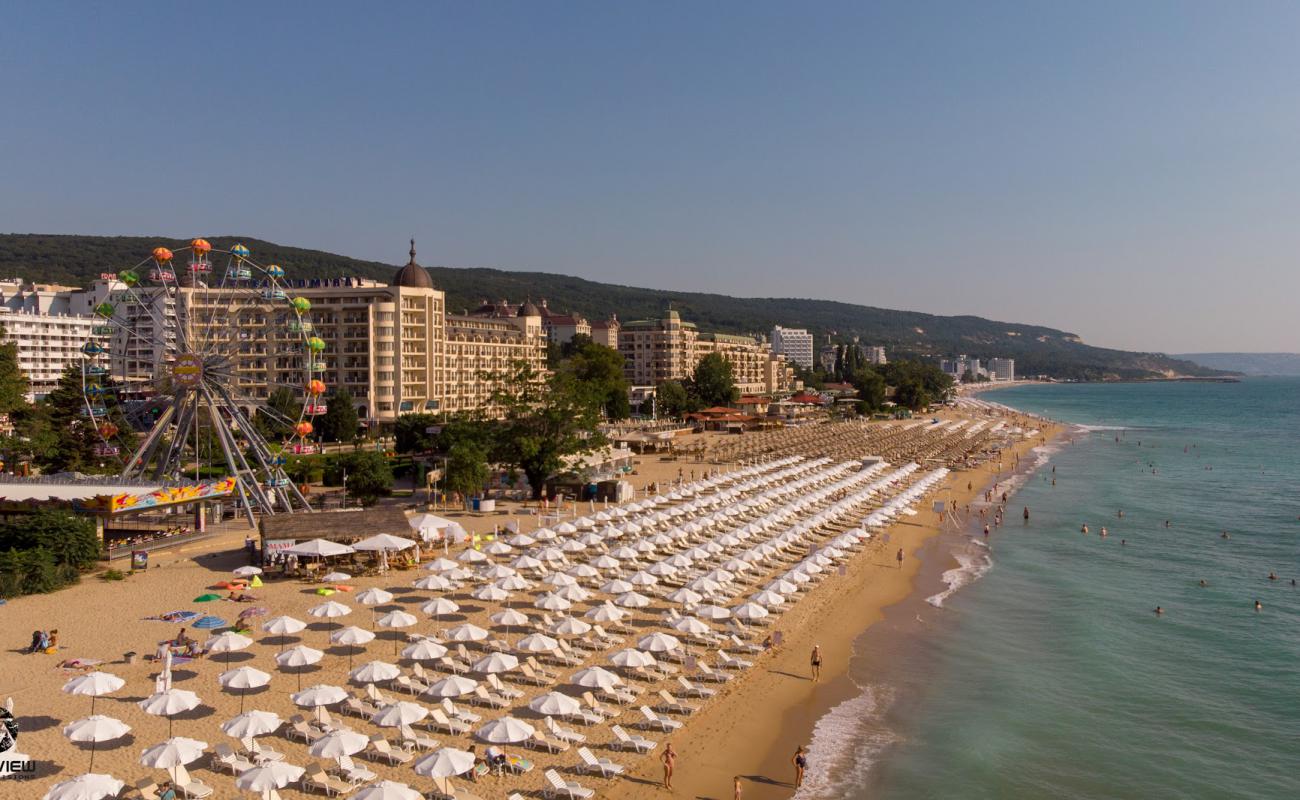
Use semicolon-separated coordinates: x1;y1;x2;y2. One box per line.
1;408;1059;800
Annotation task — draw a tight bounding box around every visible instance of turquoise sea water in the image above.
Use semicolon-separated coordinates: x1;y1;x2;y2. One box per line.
862;379;1299;799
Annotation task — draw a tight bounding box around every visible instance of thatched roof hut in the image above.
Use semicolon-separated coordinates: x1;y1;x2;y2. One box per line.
258;507;410;545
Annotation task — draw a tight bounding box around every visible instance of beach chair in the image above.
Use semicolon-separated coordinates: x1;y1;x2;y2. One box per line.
525;656;560;680
212;743;255;774
286;715;325;743
473;685;510;709
333;754;376;785
428;707;470;735
546;647;581;667
439;655;471;675
591;625;623;647
529;729;570;754
132;777;161;800
677;675;716;698
367;734;414;765
487;673;524;699
169;764;214;799
638;706;682;732
598;684;638;706
730;634;764;655
577;746;625;778
517;663;550;686
364;683;393;706
694;662;732;683
456;644;476;662
398;723;439;751
655;689;697;715
393;673;429;695
441;698;481;724
716;649;753;670
342;694;378;718
484;636;511;653
302;763;353;796
545;715;586;744
580;691;620;720
429;775;487;800
243;736;285;763
543;768;595;799
610;724;656;753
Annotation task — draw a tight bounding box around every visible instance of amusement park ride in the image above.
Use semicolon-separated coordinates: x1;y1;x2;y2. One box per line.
80;239;324;524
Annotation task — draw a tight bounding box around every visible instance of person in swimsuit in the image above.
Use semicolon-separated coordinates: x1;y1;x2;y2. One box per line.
661;742;676;789
793;745;808;788
810;645;822;682
734;775;743;799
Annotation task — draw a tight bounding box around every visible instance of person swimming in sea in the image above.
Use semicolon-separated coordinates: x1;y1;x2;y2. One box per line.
1100;527;1108;538
1154;606;1164;615
1199;579;1209;587
1254;600;1263;611
1268;572;1278;581
1081;523;1089;534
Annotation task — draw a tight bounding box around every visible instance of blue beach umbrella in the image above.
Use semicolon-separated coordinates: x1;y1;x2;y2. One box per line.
192;616;227;630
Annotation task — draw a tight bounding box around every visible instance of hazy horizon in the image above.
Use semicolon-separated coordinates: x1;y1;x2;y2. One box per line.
4;1;1297;353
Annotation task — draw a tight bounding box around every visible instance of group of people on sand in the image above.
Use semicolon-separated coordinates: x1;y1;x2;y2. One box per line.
657;740;811;798
24;629;58;654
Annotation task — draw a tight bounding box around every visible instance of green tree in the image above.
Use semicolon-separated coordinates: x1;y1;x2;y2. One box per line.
444;441;490;498
395;413;439;454
40;365;136;474
486;361;605;499
0;327;30;415
330;451;394;506
317;388;359;443
653;380;692;419
558;338;630;421
256;387;299;441
852;368;887;411
687;352;739;408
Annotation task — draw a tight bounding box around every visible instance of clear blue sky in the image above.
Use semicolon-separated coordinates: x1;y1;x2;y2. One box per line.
3;1;1297;353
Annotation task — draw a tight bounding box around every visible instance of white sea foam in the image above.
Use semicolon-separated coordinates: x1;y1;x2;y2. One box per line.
926;544;993;608
792;685;900;799
1074;423;1130;432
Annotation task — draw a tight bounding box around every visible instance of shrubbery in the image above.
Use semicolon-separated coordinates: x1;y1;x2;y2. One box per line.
0;510;101;598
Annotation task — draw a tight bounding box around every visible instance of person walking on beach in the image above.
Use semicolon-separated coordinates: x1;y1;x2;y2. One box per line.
896;548;904;569
810;645;822;682
793;745;808;788
734;774;743;799
661;742;676;790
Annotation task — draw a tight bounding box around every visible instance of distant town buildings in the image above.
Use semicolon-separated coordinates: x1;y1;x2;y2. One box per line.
0;278;107;400
941;354;1015;382
988;357;1015;382
619;307;794;395
770;326;814;368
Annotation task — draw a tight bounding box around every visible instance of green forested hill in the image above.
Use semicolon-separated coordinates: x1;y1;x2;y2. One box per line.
0;233;1223;380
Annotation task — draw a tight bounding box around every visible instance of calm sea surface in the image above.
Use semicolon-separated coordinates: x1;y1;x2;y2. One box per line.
803;378;1299;800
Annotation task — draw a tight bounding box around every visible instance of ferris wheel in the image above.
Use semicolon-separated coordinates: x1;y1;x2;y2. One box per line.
80;239;326;522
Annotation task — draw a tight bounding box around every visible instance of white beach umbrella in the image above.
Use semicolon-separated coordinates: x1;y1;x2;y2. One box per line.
330;625;376;646
138;736;207;769
599;578;634;595
482;541;514;556
472;652;520;675
292;684;348;708
309;600;353;619
457;549;488;563
511;554;543;570
637;632;682;653
276;644;324;668
472;584;511;602
532;528;558;541
555;584;591;602
262;614;307;638
551;616;592;636
41;773;125;800
609;649;657;669
321;571;353;583
630;568;662;584
234;762;305;793
534;592;572;611
666;587;703;605
350;660;401;684
205;631;254;665
413;747;476;778
62;671;125;714
371;701;429;728
426;557;460;573
496;574;532;591
353;533;417;551
139;689;201;737
672;617;713;636
515;633;559;653
233;565;263;577
309;728;370;758
554;520;578;534
695;604;732;621
445;623;489;642
402;639;449;661
426;675;479;698
63;716;130;771
611;545;639;561
376;610;418;636
286;538;356;557
614;591;652;608
507;532;538;547
560;539;588;554
218;666;271;713
528;691;582;717
476;716;536;744
752;590;786;607
585;602;627;623
733;602;770;621
480;564;517;580
767;579;799;595
571;666;623;690
354;781;425;800
356;587;395;606
592;555;621;571
545;572;578;587
413;574;453;591
491;609;530;631
421;597;460;619
220;710;282;740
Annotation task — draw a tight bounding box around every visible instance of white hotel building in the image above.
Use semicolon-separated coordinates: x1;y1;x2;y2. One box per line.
0;278;107;400
770;326;814;369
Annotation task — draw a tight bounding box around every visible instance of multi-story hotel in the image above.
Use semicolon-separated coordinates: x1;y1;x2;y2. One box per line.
770;326;814;368
619;308;793;395
0;278;108;400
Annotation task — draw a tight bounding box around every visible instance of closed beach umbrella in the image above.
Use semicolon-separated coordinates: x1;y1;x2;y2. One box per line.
41;773;125;800
571;666;623;690
218;666;271;713
220;710;282;740
235;762;305;793
401;639;448;661
637;632;682;653
309;728;369;758
476;716;535;744
472;652;519;674
354;781;424;800
62;672;124;714
139;736;207;769
139;689;201;738
370;701;428;728
421;597;460;619
515;633;559;653
427;675;479;698
528;692;581;717
413;747;476;778
445;623;489;643
63;716;130;771
350;660;401;685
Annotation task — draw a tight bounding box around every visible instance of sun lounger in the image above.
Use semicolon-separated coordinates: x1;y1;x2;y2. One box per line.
429;775;487;800
133;777;161;800
286;715;325;743
730;634;764;654
438;655;470;675
212;743;255;774
597;685;637;706
342;695;379;718
333;754;376;785
525;655;560;680
580;691;620;720
655;689;697;715
694;662;732;682
170;764;214;799
487;673;524;699
393;674;430;695
517;663;550;686
367;734;414;765
428;707;471;735
677;675;716;698
302;762;353;796
473;685;509;708
638;705;682;732
545;716;586;744
610;724;656;753
441;698;481;723
543;768;594;799
529;730;570;754
716;649;753;670
243;737;285;763
577;746;625;777
364;684;393;706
